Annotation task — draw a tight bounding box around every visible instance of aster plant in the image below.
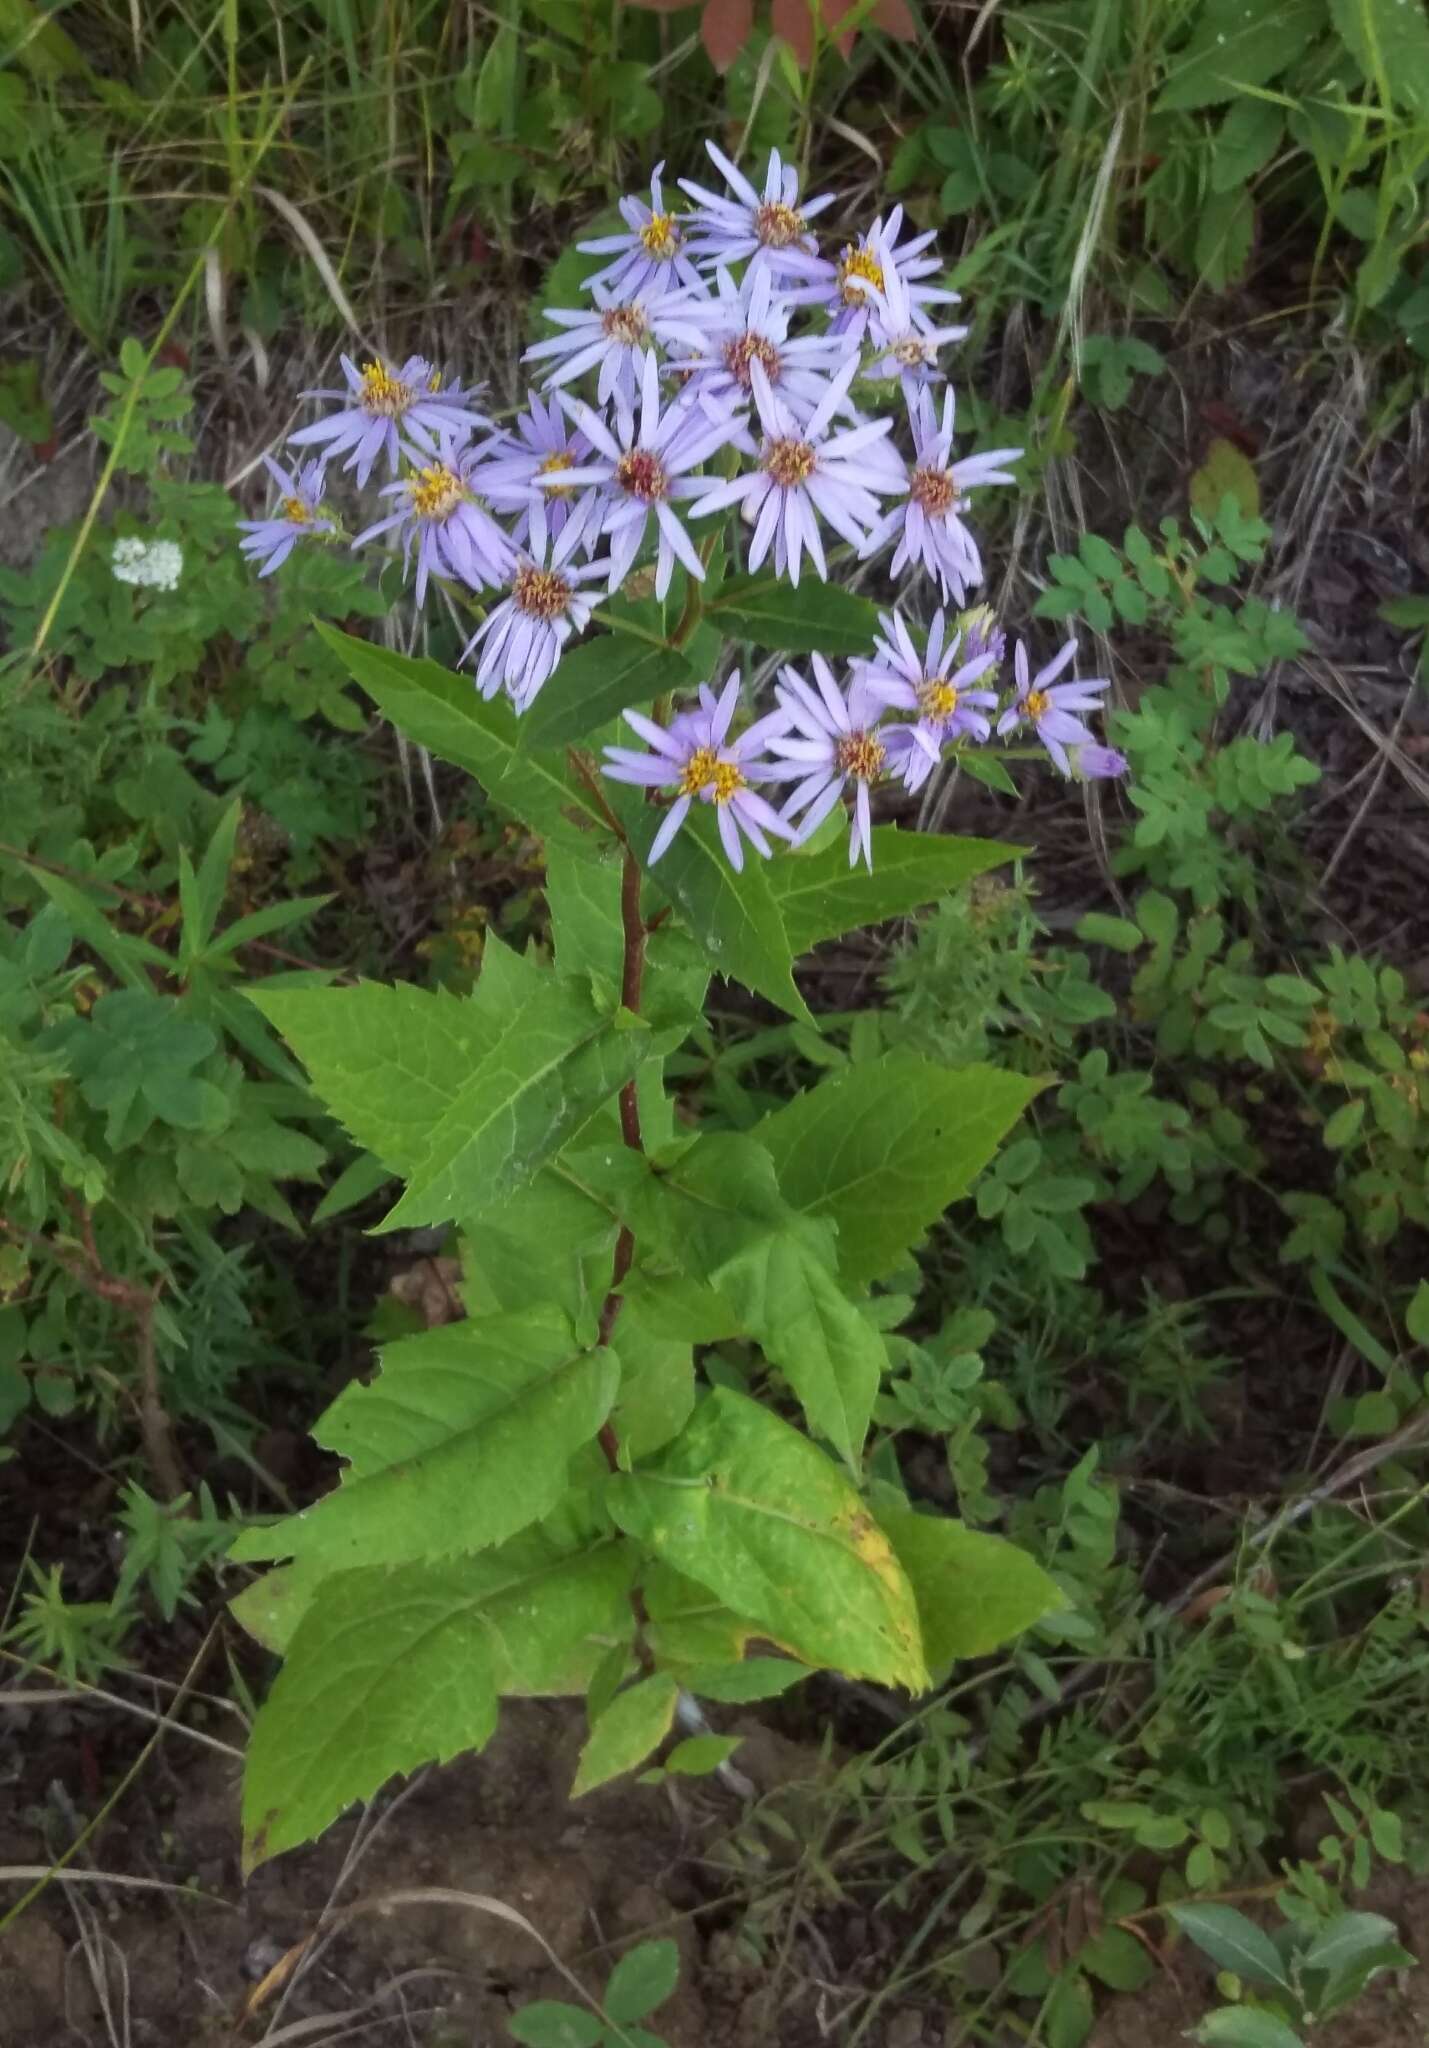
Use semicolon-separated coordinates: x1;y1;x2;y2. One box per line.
227;142;1123;1874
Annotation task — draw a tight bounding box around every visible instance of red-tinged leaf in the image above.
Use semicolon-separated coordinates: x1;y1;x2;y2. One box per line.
872;0;917;38
624;0;688;10
701;0;754;69
772;0;814;67
821;0;856;57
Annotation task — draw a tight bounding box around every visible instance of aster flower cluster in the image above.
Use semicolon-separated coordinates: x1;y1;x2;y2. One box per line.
239;143;1124;873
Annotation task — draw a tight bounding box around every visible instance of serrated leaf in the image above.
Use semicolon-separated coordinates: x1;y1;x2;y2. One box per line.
1157;0;1320;109
878;1507;1061;1668
766;827;1020;955
573;1674;679;1796
316;624;606;843
606;785;809;1022
704;573;882;654
241;1535;633;1869
1212;97;1284;192
754;1053;1040;1284
1170;1905;1292;1990
1191;439;1260;524
1329;0;1429;114
521;635;693;750
608;1388;928;1691
230;1310;619;1575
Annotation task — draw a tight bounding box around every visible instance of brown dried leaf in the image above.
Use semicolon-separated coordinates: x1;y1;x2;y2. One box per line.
387;1257;465;1328
701;0;754;68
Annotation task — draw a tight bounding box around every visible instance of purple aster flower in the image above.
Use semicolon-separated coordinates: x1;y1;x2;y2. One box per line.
238;456;335;576
523;283;716;416
815;209;961;344
459;534;607;713
352;431;519;602
864;250;969;392
856;608;1001;794
1071;743;1129;781
674;261;851;419
550;355;743;598
578;161;705;297
959;603;1007;667
996;640;1113;774
678;143;834;285
686;355;902;586
862;384;1022;604
767;657;893;871
467;393;597;560
288;355;487;487
601;673;795;872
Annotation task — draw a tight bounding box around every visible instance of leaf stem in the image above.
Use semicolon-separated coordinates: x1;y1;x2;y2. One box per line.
595;844;648;1401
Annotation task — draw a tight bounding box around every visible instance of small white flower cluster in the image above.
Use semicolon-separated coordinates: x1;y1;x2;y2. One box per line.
111;537;185;592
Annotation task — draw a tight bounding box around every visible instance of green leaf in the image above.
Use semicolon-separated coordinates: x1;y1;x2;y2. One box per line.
1194;188;1255;290
877;1507;1062;1668
1329;0;1429;114
1302;1911;1405;1977
573;1674;679;1797
230;1310;619;1575
250;941;652;1231
1211;97;1284;192
1080;1927;1153;1992
606;787;809;1022
754;1054;1040;1284
663;1733;743;1775
1323;1099;1365;1150
684;1656;809;1702
766;828;1020;955
317;624;606;843
608;1389;928;1691
604;1938;681;2023
1192;2012;1303;2048
508;2002;604;2048
1406;1281;1429;1347
595;1133;884;1464
1170;1905;1292;1990
521;637;693;751
1157;0;1320;109
704;573;882;655
1191;439;1260;524
1075;912;1144;954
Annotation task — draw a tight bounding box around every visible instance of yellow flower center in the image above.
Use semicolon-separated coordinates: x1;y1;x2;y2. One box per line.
614;449;669;502
837;243;885;306
281;496;311;524
536;449;575;499
764;436;817;489
1024;688;1051;720
359;360;413;417
910;465;956;515
407;463;466;522
834;731;886;781
678;748;745;803
639;211;680;259
512;564;571;620
919;681;959;722
723;331;782;390
893;335;932;367
601;304;649;345
754;200;807;249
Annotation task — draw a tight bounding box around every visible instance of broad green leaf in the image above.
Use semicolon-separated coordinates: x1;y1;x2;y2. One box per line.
241;1537;633;1868
754;1054;1041;1284
1329;0;1429;114
1192;2012;1303;2048
641;1563;755;1670
766;828;1019;955
230;1310;619;1575
663;1733;743;1775
1170;1905;1292;1990
1156;0;1319;109
684;1656;809;1702
704;572;882;655
572;1673;680;1796
609;1389;928;1691
877;1506;1062;1667
607;785;809;1020
461;1174;615;1326
593;1134;885;1464
508;2003;604;2048
1211;97;1284;193
317;623;607;843
605;1939;681;2023
1301;1911;1406;1977
1191;438;1260;524
543;840;711;1037
521;636;693;750
610;1295;695;1460
1407;1280;1429;1347
381;970;652;1230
